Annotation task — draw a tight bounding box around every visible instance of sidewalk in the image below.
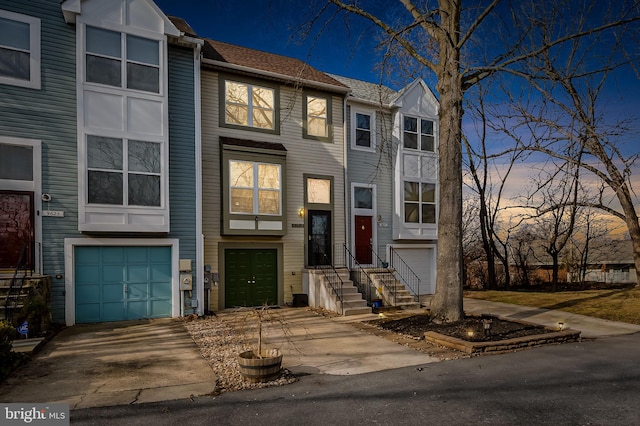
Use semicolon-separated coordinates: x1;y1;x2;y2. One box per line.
463;298;640;338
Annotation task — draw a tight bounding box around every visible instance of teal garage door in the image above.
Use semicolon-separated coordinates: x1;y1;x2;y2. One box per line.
75;246;172;323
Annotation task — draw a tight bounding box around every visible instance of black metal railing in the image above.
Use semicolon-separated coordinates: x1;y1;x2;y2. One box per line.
369;246;398;306
315;251;345;315
389;247;422;306
5;243;30;323
343;244;375;304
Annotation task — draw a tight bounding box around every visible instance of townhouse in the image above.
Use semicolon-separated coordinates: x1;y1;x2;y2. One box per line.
0;0;203;325
0;0;440;324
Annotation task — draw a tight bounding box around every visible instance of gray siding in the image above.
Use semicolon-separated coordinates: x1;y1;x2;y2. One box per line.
167;45;198;299
0;0;79;322
345;104;395;256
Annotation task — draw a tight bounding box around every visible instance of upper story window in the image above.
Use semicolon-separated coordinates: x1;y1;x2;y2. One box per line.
225;81;275;129
85;26;160;93
303;91;332;142
87;135;162;207
404;181;436;224
229;160;281;215
403;116;435;152
0;10;40;89
220;76;279;134
351;108;375;151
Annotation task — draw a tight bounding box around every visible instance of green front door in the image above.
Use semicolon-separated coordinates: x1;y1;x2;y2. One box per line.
225;249;277;308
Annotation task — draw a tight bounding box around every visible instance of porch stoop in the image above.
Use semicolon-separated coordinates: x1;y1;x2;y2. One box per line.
0;274;51;322
324;268;372;316
368;270;421;310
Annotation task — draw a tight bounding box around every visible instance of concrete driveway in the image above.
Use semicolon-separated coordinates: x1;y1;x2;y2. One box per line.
0;319;216;409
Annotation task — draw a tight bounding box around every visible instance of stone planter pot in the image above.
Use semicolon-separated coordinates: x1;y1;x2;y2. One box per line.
237;349;283;383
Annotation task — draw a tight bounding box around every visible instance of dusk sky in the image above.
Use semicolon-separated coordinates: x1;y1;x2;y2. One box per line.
154;0;640;224
154;0;389;87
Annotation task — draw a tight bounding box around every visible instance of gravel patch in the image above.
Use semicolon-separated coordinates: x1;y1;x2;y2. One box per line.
181;313;298;394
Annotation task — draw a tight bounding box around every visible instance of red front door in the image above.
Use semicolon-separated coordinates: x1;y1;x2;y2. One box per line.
355;215;372;264
0;191;34;270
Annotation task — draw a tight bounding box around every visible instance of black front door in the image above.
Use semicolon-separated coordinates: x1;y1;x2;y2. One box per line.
308;210;331;267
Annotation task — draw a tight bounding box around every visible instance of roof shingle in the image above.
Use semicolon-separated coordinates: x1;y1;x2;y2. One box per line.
202;39;347;90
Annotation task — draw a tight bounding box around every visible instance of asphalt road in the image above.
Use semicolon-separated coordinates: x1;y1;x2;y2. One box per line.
71;332;640;425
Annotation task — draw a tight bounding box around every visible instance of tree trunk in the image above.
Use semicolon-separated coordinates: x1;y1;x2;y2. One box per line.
430;0;464;323
616;188;640;288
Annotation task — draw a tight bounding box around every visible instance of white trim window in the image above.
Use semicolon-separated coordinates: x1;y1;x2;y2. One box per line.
87;135;162;207
85;25;160;93
403;181;436;224
0;10;40;89
229;160;281;215
351;108;375;151
403;116;435;152
224;80;275;129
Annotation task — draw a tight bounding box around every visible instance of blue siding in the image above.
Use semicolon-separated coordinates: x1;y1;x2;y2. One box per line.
0;0;79;323
167;45;199;301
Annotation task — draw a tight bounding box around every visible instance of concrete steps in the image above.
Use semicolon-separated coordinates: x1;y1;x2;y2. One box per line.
320;268;371;316
0;274;49;322
368;270;421;310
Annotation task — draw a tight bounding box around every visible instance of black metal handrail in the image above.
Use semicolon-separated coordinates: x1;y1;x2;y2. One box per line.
5;243;29;323
343;244;374;304
389;246;422;306
315;252;345;316
368;246;397;306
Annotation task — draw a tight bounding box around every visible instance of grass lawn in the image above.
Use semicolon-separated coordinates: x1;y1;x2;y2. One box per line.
464;287;640;325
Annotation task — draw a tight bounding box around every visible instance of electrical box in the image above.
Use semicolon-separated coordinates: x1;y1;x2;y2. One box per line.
179;259;192;272
180;273;193;290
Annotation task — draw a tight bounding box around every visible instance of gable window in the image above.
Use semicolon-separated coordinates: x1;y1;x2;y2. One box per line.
403;116;435;152
404;181;436;224
224;80;275;130
85;26;160;93
303;91;332;141
230;160;281;215
87;136;161;207
0;10;40;89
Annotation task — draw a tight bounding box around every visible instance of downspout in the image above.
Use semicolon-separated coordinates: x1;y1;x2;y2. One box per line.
194;41;204;316
343;96;348;266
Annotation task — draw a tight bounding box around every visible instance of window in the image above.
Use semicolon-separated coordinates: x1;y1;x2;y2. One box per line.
0;144;33;181
353;186;373;209
87;136;161;207
306;178;331;204
404;181;436;224
403;116;435;152
0;10;40;89
350;109;376;151
229;160;281;215
85;26;160;93
224;80;275;130
307;97;327;137
355;113;371;148
303;92;332;141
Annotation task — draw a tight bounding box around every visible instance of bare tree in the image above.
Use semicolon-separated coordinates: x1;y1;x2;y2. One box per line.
307;0;640;321
497;2;640;287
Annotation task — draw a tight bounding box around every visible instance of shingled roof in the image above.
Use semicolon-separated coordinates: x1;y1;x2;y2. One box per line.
328;74;398;105
201;39;348;92
167;15;197;38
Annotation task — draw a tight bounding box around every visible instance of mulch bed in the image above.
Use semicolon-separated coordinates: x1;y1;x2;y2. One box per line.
369;314;557;342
